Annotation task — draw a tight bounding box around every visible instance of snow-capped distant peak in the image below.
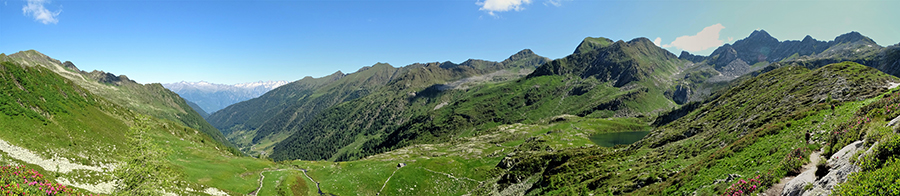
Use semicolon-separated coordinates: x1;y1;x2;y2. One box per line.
233;80;290;89
162;80;292;112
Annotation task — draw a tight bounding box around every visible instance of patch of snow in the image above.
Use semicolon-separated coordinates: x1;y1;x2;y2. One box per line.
233;80;290;89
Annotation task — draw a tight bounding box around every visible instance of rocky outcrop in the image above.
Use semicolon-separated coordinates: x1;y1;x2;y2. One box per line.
708;45;740;70
84;70;135;86
62;61;80;72
718;58;752;77
873;44;900;77
782;141;864;196
669;84;691;104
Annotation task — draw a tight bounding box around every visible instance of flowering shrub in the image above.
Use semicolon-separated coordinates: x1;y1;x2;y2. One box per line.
825;115;873;156
860;91;900;120
782;147;810;175
0;165;95;195
721;174;764;196
720;147;809;196
824;91;900;156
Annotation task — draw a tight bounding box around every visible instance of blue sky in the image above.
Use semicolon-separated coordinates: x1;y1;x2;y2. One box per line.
2;0;898;84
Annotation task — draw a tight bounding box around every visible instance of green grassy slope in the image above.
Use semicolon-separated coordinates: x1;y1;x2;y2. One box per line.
209;50;547;158
573;37;614;54
1;50;238;155
268;51;552;162
186;100;209;119
223;61;900;195
276;116;648;195
312;37;684;162
483;62;898;195
0;61;273;195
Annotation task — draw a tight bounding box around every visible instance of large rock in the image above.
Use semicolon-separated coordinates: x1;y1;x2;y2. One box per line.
815;141;864;190
782;141;864;196
782;161;817;196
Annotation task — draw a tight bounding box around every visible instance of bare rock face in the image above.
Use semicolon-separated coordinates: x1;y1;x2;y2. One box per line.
62;61;80;72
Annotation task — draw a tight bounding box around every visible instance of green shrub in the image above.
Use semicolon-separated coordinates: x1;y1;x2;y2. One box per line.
858;134;900;171
113;115;180;195
782;148;810;176
834;158;900;195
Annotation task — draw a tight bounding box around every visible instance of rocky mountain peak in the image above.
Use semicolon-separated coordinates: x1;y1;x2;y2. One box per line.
504;49;537;62
801;35;815;42
62;61;80;72
834;31;876;45
574;37;614;54
746;29;777;42
627;37;655;46
85;70;135;86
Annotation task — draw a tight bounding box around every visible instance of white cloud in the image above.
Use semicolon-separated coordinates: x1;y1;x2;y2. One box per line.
544;0;564;7
653;37;662;46
477;0;532;16
662;23;725;52
22;0;61;24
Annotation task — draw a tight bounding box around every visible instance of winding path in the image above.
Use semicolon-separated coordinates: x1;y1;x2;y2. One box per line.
249;168;326;196
422;167;479;182
376;168;401;195
763;151;821;196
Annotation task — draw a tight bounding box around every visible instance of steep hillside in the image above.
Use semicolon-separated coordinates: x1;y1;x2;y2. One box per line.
162;80;289;113
1;50;238;154
478;62;898;195
265;63;900;196
0;61;272;195
186;100;210;119
217;50;548;156
207;71;344;137
530;37;680;87
269;39;685;162
207;64;395;155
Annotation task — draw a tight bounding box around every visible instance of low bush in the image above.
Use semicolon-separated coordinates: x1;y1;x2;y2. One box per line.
782;147;810;176
833;158;900;195
858;134;900;171
0;165;94;195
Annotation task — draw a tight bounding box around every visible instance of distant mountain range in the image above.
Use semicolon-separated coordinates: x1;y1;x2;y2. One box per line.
162;80;289;114
207;49;550;158
3;28;900;195
233;29;898;163
679;30;884;78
